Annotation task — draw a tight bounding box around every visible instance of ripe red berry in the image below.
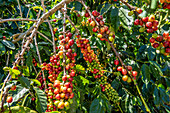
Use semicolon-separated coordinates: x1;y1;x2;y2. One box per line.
92;10;98;16
127;66;132;71
132;71;138;77
117;66;122;71
6;96;13;103
163;32;169;38
142;17;148;22
85;12;90;17
122;69;127;75
156;35;163;42
163;41;169;47
165;48;170;53
152;20;158;26
62;76;67;81
3;36;6;39
149;37;155;43
134;19;140;25
147;28;153;33
11;85;16;91
114;60;119;65
53;19;56;22
77;14;80;17
146;22;152;28
152;43;159;48
136;8;143;14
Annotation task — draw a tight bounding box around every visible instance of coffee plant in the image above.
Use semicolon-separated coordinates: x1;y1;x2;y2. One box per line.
0;0;169;113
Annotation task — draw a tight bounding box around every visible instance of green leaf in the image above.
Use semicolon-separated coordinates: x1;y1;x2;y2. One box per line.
89;98;105;113
149;64;160;79
159;88;169;103
4;106;37;113
34;87;47;113
12;87;29;103
110;7;120;32
153;87;160;106
3;67;10;71
1;40;15;50
26;51;33;67
100;3;112;15
18;76;30;89
141;64;150;84
31;79;41;86
79;76;89;85
149;61;163;76
147;46;156;60
151;0;157;9
75;64;85;74
119;6;134;30
0;43;6;55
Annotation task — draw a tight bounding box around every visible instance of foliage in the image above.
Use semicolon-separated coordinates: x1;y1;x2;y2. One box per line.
0;0;170;113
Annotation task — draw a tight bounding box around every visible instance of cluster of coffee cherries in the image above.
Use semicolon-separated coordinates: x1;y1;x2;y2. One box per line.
83;10;115;42
42;32;76;112
37;73;45;90
149;32;170;55
160;0;170;9
32;58;37;67
134;15;158;33
114;60;137;82
76;36;120;104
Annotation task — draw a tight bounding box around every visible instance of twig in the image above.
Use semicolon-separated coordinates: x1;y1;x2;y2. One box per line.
34;35;47;89
6;52;10;66
17;0;23;32
12;26;33;43
41;0;56;54
0;18;62;24
37;31;53;44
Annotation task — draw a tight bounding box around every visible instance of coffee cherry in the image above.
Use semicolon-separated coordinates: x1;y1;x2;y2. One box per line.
97;33;103;38
156;35;163;42
62;76;67;81
148;15;155;22
85;12;90;17
11;85;16;91
114;60;119;65
152;43;159;48
122;69;127;75
136;8;143;14
6;96;13;103
134;19;139;25
163;32;169;38
152;20;159;26
132;71;138;77
122;75;128;81
126;66;132;71
147;28;153;33
142;17;148;22
117;66;122;71
92;10;98;16
77;13;80;17
146;22;152;28
149;37;155;43
90;21;96;27
165;48;170;53
163;41;169;47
